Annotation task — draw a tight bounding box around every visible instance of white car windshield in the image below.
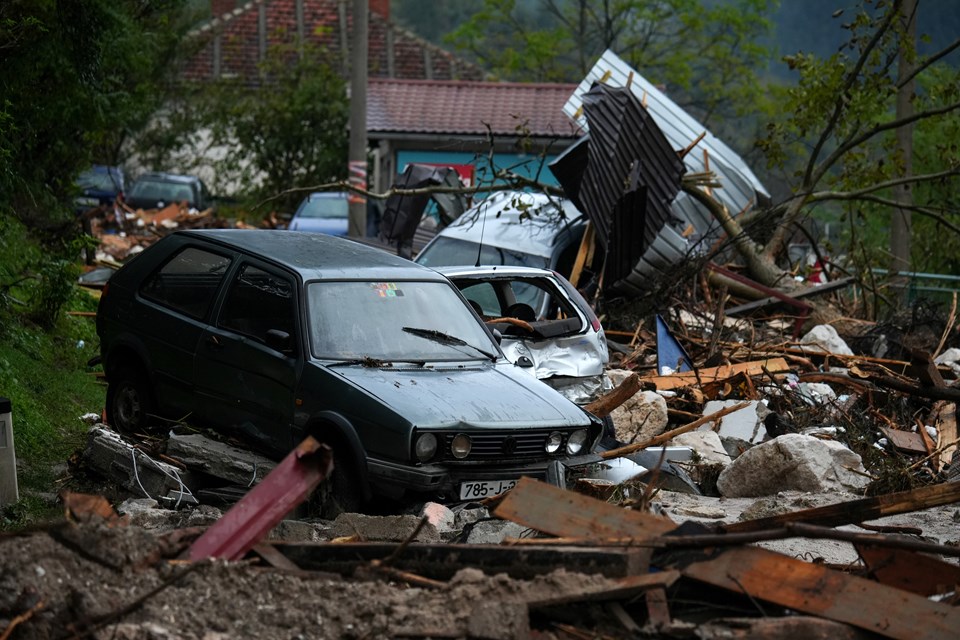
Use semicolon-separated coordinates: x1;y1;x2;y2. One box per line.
307;280;498;361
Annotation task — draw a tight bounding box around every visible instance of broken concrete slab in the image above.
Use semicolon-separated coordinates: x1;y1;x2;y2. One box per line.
166;432;276;486
800;324;854;356
465;519;528;544
269;519;321;543
331;513;440;543
82;426;190;501
699;400;769;445
716;433;870;497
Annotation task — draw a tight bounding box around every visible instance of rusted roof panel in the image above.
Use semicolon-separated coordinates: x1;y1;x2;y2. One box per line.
368;79;582;137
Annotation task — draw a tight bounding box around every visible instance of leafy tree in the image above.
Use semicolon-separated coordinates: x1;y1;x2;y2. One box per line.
446;0;777;132
696;0;960;316
133;40;349;212
0;0;194;225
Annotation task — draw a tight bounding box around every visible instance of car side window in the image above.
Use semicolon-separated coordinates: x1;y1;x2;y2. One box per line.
140;247;231;320
219;264;296;350
459;282;501;317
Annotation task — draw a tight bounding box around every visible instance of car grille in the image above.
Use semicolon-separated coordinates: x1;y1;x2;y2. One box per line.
436;428;587;462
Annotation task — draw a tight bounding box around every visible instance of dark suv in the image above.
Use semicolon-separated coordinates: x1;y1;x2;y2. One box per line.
96;230;602;509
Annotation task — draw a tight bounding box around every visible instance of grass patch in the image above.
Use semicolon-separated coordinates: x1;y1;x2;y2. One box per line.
0;216;105;528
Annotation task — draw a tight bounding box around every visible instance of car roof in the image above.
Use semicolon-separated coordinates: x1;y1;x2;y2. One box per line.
178;229;448;282
430;191;584;259
434;265;560;280
135;172;200;184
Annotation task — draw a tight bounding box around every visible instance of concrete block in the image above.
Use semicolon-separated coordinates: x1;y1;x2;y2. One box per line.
166;432;275;486
465;519;527;544
330;513;440;543
82;427;186;500
420;501;456;534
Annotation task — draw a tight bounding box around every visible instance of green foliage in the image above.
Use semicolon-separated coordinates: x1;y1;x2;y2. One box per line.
446;0;779;131
132;40;349;212
0;0;194;224
0;217;104;527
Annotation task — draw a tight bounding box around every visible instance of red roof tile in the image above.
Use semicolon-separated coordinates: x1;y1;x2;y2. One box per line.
368;79;582;138
182;0;485;83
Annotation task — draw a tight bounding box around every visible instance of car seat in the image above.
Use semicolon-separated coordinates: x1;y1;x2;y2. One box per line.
468;300;484;317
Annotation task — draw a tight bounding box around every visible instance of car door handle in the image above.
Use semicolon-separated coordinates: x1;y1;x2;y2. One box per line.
207;335;223;348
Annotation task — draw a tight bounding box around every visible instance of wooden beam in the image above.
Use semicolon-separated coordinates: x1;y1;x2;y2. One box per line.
584;373;640;417
856;543;960;597
640;358;789;390
723;481;960;533
492;477;676;540
681;546;960;640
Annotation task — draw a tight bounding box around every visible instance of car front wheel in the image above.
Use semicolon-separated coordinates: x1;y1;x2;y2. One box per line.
106;365;156;434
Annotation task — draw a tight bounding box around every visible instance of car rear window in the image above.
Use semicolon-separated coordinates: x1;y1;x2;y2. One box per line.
416;237;548;270
297;196;349;219
130;179;196;205
140;247;231;319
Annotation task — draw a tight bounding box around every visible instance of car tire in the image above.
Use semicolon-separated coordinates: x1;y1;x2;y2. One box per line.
311;449;364;519
105;365;156;434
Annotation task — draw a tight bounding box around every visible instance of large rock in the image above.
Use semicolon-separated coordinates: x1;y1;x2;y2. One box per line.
716;434;869;497
606;378;669;443
670;431;732;466
800;324;854;356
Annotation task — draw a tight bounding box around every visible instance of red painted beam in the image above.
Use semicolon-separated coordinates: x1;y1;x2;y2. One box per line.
189;437;333;561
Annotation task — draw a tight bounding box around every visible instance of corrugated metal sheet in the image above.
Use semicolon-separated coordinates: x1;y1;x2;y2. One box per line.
564;49;769;245
550;82;686;293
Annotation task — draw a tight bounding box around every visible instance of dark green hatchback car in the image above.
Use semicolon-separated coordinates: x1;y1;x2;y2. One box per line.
96;229;602;508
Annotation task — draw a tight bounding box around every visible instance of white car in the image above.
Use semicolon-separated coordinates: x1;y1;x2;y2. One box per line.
436;265;611;405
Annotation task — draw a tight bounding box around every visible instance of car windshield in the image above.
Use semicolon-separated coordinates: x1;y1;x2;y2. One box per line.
307;280;498;361
297;196;349;219
129;179;195;204
416;237;548;270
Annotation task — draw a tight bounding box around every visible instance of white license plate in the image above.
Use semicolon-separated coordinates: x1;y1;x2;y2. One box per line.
460;479;517;500
76;196;99;206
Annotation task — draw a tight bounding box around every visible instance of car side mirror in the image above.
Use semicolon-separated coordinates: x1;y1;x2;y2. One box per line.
491;328;503;344
515;355;534;368
265;329;293;354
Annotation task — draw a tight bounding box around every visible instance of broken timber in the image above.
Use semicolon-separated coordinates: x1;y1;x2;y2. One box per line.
640;358;789;390
679;545;960;640
723;480;960;533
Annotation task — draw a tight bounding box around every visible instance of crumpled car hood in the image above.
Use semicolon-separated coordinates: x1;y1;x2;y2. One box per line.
330;361;590;428
500;333;607;379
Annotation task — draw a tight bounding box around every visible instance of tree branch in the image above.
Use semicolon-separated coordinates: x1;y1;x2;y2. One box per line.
802;0;903;188
807;166;960;201
809;193;960;236
897;36;960;89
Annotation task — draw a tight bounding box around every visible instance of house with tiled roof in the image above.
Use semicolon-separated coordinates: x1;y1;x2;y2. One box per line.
183;2;581;194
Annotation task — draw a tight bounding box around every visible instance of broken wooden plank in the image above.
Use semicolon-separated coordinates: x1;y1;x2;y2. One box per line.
492;477;676;540
855;543;960;597
680;546;960;640
639;358;789;390
910;349;946;388
584;373;640;418
879;426;928;455
934;401;957;469
274;539;652;580
723;480;960;533
644;587;671;629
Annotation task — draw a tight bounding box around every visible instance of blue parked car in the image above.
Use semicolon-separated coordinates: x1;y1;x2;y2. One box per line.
74;165;125;213
288;192;350;236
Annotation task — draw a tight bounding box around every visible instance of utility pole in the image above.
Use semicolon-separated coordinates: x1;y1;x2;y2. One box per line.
348;0;368;237
891;0;916;291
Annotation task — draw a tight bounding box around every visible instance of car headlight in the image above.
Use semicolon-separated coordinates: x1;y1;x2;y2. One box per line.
451;433;472;459
415;433;437;461
566;429;588;454
545;431;563;454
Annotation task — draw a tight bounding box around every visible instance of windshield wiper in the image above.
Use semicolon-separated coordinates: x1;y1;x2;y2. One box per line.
327;356;426;368
402;327;497;361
